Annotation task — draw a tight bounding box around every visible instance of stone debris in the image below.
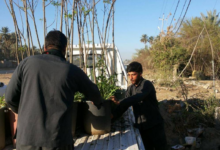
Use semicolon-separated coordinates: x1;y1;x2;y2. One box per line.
171;145;185;150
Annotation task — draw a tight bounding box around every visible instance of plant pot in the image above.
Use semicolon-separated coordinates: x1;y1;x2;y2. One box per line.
82;100;111;135
0;107;6;149
72;102;78;136
185;136;196;145
8;109;18;147
75;102;84;130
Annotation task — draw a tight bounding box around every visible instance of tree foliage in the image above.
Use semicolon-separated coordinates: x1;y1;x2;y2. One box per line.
134;10;220;78
0;27;16;60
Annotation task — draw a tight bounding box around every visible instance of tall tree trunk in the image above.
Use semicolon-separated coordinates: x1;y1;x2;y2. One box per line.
102;1;116;76
82;1;88;73
56;2;58;29
76;3;83;69
64;1;67;58
43;0;46;47
18;31;24;60
92;0;96;83
24;0;31;56
16;0;25;59
8;0;20;64
85;21;91;75
17;0;24;34
78;2;85;71
60;0;64;32
28;22;35;55
82;20;86;73
90;5;110;75
204;26;216;97
112;4;115;75
103;0;116;47
65;1;68;37
32;13;43;53
15;26;28;57
70;0;75;64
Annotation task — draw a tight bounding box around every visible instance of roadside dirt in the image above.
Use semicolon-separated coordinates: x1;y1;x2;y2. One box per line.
1;73;220;149
0;74;12;85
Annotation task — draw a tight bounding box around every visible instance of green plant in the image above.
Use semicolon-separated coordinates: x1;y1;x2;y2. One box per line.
0;95;6;108
95;58;119;100
74;92;85;102
73;58;119;101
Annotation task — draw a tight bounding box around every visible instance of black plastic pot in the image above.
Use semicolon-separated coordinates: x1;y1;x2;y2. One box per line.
82;100;112;135
72;102;78;136
0;107;6;149
75;102;84;130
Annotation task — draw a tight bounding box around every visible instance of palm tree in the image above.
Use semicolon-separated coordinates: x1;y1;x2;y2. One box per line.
201;10;220;26
178;10;220;76
140;34;148;49
0;27;10;36
148;36;154;45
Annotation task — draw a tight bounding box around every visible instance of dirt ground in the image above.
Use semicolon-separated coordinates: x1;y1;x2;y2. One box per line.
1;72;220;100
1;73;220;149
156;82;220;101
0;74;12;85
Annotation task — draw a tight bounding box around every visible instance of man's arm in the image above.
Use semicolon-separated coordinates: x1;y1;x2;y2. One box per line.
112;81;154;119
73;66;102;106
5;65;23;113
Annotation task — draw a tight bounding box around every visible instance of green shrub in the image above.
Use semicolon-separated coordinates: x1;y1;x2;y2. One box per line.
73;58;119;101
0;95;6;108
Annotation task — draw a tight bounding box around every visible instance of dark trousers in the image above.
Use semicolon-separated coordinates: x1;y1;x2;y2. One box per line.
140;123;167;150
16;143;74;150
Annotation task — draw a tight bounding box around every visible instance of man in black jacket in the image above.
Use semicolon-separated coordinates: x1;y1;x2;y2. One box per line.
5;30;102;150
111;62;167;150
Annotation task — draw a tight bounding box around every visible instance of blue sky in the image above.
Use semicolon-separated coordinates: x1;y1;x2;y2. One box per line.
0;0;219;60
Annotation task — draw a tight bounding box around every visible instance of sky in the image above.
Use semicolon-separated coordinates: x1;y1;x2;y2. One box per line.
0;0;219;60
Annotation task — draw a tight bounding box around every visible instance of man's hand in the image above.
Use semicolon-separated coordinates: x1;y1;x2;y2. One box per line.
110;96;120;105
91;98;104;109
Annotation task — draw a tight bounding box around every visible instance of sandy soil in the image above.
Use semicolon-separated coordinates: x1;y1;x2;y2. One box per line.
0;74;12;85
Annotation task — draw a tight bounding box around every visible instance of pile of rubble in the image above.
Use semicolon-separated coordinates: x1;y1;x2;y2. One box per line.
159;100;220;150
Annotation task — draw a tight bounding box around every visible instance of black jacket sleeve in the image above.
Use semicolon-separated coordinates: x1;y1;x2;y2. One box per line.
73;66;102;106
113;81;154;119
124;86;131;98
5;63;23;113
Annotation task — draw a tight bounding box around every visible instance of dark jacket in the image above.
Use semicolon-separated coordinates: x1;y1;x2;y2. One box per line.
113;78;163;130
5;52;101;147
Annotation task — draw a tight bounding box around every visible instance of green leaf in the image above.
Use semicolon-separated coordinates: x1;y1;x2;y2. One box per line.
82;6;85;12
0;95;6;108
51;1;61;6
103;0;111;4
